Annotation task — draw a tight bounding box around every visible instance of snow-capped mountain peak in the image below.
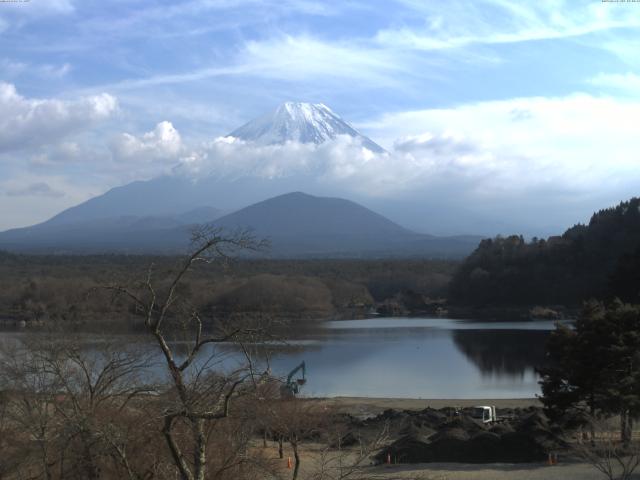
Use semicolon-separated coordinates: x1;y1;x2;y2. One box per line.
228;102;386;153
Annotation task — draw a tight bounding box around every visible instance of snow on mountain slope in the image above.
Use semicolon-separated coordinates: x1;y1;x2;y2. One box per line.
228;102;386;153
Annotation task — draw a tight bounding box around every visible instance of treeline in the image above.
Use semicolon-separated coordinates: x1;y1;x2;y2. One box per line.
449;197;640;307
539;300;640;447
0;254;457;327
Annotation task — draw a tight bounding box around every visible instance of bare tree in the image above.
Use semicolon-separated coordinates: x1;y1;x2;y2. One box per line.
0;334;156;480
574;415;640;480
0;338;61;480
263;399;329;480
309;421;390;480
103;226;271;480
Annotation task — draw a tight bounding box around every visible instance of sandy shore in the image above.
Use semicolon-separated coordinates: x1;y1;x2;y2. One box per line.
313;396;541;416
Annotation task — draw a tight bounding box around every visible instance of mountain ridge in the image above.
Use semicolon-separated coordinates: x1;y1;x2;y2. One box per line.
0;191;482;258
28;102;387;229
0;102;484;255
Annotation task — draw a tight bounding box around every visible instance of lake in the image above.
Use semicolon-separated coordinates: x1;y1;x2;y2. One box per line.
247;317;559;399
3;317;562;399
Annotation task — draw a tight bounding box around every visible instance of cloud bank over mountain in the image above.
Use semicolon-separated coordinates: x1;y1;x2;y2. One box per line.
80;93;639;236
2;87;639;235
110;121;183;166
2;0;640;234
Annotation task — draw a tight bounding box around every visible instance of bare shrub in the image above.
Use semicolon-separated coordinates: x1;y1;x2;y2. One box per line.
574;416;640;480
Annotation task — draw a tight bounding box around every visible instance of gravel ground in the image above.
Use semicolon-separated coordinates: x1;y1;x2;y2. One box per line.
360;462;623;479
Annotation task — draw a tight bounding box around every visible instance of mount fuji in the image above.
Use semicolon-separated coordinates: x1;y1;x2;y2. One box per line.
229;102;386;153
20;102;386;227
0;102;483;256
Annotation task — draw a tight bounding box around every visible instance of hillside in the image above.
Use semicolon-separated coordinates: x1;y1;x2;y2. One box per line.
449;197;640;306
212;192;480;257
0;192;481;258
0;207;224;254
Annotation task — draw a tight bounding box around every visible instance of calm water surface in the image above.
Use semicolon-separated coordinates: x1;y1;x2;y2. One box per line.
255;317;560;399
6;317;563;399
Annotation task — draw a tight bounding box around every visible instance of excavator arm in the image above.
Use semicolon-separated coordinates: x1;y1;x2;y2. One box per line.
286;361;306;385
281;361;307;397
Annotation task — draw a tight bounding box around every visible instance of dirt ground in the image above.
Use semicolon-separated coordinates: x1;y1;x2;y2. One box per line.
268;397;638;480
269;442;619;480
358;462;617;479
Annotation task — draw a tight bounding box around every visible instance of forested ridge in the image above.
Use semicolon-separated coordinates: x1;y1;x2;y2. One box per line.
449;197;640;307
0;254;455;326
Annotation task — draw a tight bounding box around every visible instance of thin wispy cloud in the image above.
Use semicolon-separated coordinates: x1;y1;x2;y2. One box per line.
78;34;417;94
379;0;640;49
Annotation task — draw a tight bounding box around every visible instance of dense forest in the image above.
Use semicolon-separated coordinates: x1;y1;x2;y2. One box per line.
449;197;640;307
0;253;456;327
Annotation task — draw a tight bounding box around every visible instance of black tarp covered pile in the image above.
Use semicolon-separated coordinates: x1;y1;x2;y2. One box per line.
368;408;564;464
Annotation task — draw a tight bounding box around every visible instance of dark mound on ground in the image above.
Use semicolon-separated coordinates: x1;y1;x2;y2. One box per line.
414;408;448;428
374;408;562;464
436;416;484;438
378;434;430;464
399;423;437;440
354;407;449;441
489;422;515;435
377;429;548;464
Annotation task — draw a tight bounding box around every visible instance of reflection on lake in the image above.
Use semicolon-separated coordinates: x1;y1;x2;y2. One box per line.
3;317;563;399
255;317;560;399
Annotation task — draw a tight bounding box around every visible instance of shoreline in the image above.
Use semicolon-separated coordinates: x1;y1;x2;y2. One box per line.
312;396;541;415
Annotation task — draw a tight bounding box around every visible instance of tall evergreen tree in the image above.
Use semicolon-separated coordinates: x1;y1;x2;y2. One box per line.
539;301;640;444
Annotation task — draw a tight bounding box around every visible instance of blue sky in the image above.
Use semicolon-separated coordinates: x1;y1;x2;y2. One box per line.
1;0;640;234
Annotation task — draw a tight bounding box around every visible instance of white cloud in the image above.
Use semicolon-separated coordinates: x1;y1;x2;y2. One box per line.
589;72;640;96
0;83;117;153
110;121;183;164
168;92;640;201
363;93;640;195
378;0;640;50
239;35;412;87
174;135;414;196
94;34;416;92
598;37;640;67
77;0;342;40
2;92;639;235
0;59;72;79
